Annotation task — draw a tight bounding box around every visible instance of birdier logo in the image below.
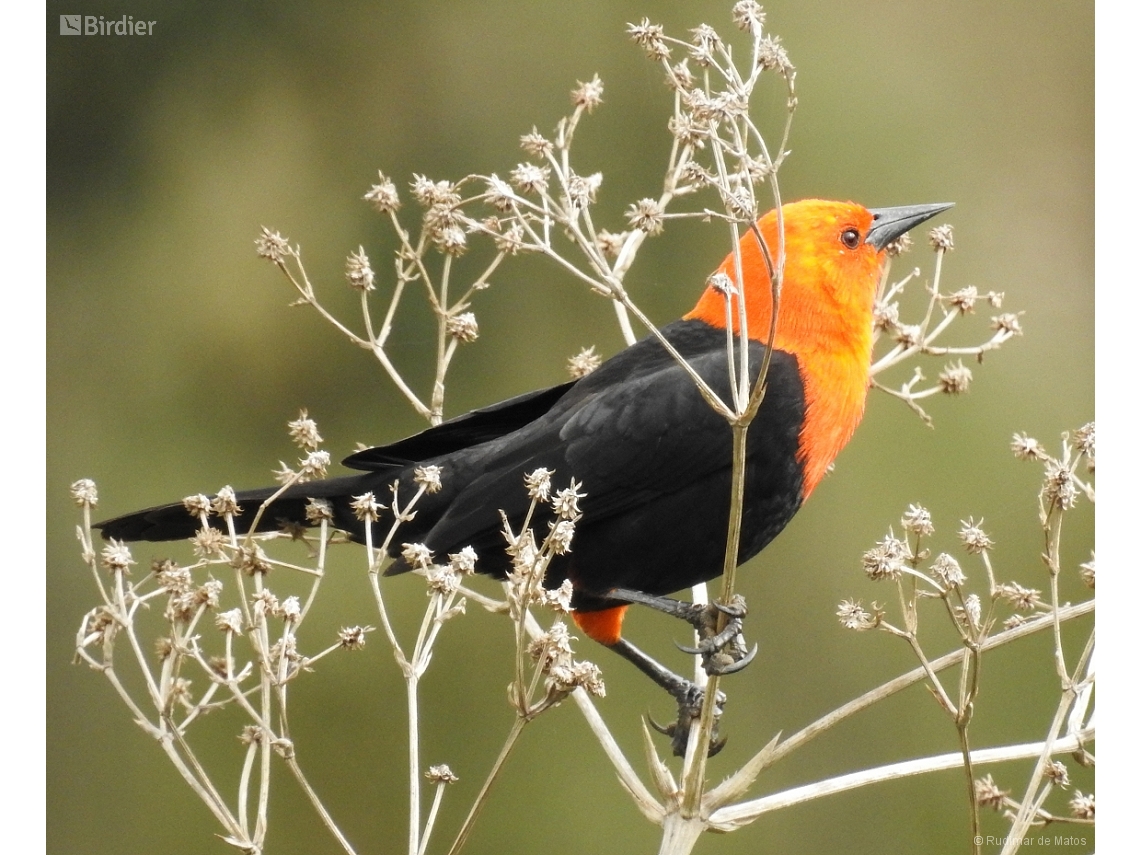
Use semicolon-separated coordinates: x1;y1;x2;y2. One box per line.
59;15;157;36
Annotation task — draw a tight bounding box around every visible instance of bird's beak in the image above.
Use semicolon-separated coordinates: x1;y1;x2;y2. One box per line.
865;202;954;250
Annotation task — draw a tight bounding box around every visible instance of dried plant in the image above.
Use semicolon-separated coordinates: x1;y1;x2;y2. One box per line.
72;5;1089;855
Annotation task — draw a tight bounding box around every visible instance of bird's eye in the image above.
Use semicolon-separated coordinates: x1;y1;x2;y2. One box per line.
840;228;861;250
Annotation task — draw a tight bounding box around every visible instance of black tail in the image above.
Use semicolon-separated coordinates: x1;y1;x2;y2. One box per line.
95;475;374;543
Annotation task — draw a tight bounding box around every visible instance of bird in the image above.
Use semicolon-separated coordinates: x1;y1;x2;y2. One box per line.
97;199;951;752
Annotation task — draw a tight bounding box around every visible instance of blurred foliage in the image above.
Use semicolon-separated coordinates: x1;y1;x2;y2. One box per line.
47;1;1092;853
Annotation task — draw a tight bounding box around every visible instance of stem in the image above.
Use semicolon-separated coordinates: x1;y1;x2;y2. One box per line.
407;675;421;855
710;728;1094;829
446;717;528;855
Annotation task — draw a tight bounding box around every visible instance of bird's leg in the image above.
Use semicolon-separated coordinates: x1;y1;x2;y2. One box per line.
607;588;758;676
607;637;726;758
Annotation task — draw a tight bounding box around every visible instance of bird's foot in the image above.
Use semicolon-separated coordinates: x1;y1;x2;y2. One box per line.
648;680;727;758
674;595;758;676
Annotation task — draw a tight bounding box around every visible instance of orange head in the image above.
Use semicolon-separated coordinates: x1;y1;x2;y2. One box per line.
686;199;951;496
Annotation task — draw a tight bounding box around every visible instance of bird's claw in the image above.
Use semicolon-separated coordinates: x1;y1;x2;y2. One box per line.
673;595;756;676
649;682;728;757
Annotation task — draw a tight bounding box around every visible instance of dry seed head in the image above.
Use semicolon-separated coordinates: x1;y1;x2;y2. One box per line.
239;725;264;746
101;540;135;574
70;478;98;507
484;175;516;212
546;519;576;554
901;504;934;536
510;162;550;195
1011;433;1047;461
708;272;737;298
962;593;982;630
566;171;603;208
426;565;461;596
948;285;978;314
350;492;384;523
669;112;709;148
233;543;271;576
446;312;479;343
273;462;298;484
154;636;174;661
529;622;574;674
345;247;375;292
193;527;227;558
212;486;241;518
741;154;772;184
884;233;912;257
756;35;793;74
552;478;586;519
165;590;198;623
1079;555;1094;589
1003;614;1027;630
493;222;526;255
975;774;1009;810
183;493;212;517
894;323;922;347
873;300;900;332
363;172;401;213
862;531;907;581
1068;791;1094;820
669;59;696;92
542;579;575;613
995;581;1042;612
401;542;434;570
524;468;553;501
836;599;881;631
567;346;602;379
253;588;282;617
595;230;626;258
299;450;330;480
305;498;333;524
732;1;766;33
550;661;606;697
1076;426;1094;471
992;313;1023;335
81;607;116;646
938;361;972;395
928;224;954;251
689;23;722;57
413;465;444;494
1044;760;1070;788
216;608;244;634
627;19;669;61
449;546;478;575
571;75;604;112
156;562;193;599
679;160;713;187
410;175;461;208
1043;460;1079;510
626;198;666;235
339;625;372;650
158;566;192;598
255;227;291;262
437;224;468;256
281;596;302;622
270;636;299;670
930;553;965;588
426;765;459;784
508;530;541;577
519;128;553;157
958;518;993;554
196;578;223;608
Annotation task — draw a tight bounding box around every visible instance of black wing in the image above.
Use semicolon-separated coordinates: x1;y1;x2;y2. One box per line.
342;381;577;470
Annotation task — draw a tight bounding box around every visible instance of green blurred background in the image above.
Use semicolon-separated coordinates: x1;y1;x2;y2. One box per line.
47;1;1094;853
